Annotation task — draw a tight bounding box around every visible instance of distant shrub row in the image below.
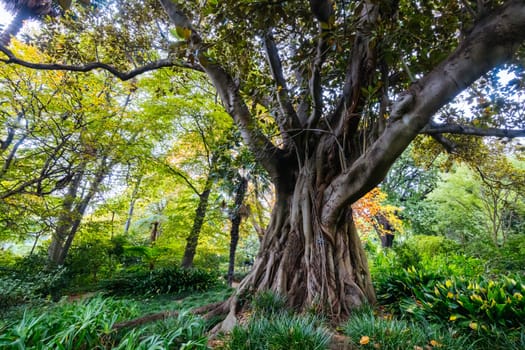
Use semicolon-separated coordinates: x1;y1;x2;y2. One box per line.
100;266;220;296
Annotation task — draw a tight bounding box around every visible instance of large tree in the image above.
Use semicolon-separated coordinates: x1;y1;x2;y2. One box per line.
2;0;525;327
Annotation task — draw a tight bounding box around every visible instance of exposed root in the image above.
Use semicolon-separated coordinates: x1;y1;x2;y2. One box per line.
111;300;231;331
112;310;179;330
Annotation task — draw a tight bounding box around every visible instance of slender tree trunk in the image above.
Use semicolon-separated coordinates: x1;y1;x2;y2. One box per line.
150;221;160;242
227;175;248;286
48;165;85;265
0;8;31;46
48;159;110;265
124;175;142;235
181;175;213;268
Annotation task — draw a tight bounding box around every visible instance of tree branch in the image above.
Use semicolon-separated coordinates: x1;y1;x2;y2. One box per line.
0;45;202;80
158;0;282;179
159;160;201;195
307;0;335;128
330;1;380;136
263;31;302;137
430;134;457;153
322;0;525;227
422;122;525;138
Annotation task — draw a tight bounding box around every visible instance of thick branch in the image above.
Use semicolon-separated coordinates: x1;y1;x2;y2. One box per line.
263;32;302;134
307;0;335;127
331;1;380;136
422;123;525;138
322;0;525;227
0;45;201;80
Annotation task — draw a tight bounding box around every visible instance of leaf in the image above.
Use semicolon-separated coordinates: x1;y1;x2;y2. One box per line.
359;335;370;345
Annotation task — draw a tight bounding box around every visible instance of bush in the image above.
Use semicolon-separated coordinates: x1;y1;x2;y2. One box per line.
100;266;220;296
0;266;68;309
343;306;473;350
219;313;331;350
415;274;525;331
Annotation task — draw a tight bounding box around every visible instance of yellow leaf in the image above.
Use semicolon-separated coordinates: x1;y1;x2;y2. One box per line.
430;339;442;347
449;315;457;321
360;336;370;345
445;280;453;288
469;322;478;330
447;291;454;299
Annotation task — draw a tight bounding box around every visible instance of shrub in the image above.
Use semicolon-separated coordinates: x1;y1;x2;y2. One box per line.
0;266;68;308
343;306;473;350
416;274;525;331
219;313;331;350
100;266;220;296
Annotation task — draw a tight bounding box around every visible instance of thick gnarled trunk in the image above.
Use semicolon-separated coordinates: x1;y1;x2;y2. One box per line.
226;164;375;325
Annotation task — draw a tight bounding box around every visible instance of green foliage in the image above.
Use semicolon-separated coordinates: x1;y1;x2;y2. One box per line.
100;266;220;296
373;262;525;347
343;306;473;350
416;275;525;331
465;234;525;274
0;295;208;349
0;253;68;308
251;290;288;317
219;313;331;350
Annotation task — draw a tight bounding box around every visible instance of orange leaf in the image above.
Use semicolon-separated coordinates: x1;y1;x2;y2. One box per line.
360;336;370;345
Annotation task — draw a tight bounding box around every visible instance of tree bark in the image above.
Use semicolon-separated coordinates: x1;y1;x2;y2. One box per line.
227;175;248;286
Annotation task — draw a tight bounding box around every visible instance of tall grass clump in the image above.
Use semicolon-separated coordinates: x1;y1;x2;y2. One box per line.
220;313;331;350
219;290;331;350
251;289;287;317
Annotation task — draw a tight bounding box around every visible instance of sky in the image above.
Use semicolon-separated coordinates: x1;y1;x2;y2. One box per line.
1;3;12;26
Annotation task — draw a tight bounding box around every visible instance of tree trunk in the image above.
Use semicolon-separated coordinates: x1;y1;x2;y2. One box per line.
181;176;213;268
227;175;248;286
221;165;375;329
124;175;142;235
150;221;160;242
48;158;110;265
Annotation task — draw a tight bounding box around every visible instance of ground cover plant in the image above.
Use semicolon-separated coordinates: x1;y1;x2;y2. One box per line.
0;295;209;349
217;291;332;350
